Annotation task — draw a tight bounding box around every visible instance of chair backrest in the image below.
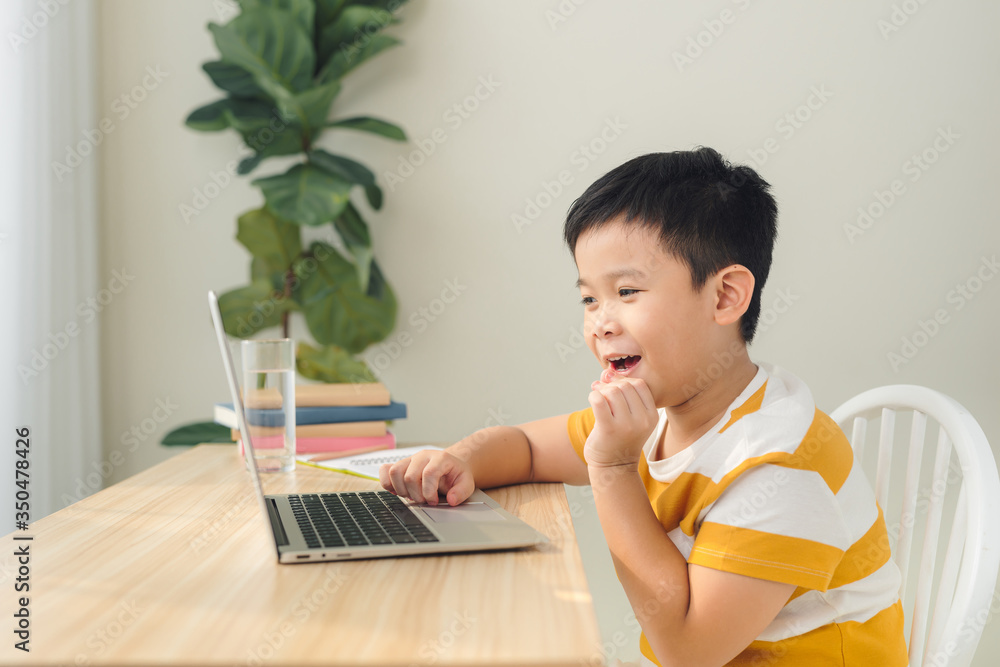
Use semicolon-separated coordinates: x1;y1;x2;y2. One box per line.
831;385;1000;667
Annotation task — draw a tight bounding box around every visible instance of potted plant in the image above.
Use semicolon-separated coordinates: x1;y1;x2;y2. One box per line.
164;0;408;446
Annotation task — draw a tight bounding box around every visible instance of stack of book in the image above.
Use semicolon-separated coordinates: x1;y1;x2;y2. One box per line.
213;382;407;458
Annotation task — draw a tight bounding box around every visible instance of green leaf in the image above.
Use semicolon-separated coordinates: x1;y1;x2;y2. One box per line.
202;60;265;98
186;93;281;129
253;163;353;226
218;280;296;337
236;120;306;175
309;149;376;186
317;6;393;66
185;99;233;131
333;203;373;291
250;257;286;291
238;0;315;36
314;0;349;39
305;151;385;209
296;342;377;383
326;115;406;141
364;183;383;210
320;33;400;83
239;153;265;175
295;242;396;352
209;7;315;94
271;80;341;138
315;0;409;34
162;421;234;446
365;258;393;300
236;208;302;273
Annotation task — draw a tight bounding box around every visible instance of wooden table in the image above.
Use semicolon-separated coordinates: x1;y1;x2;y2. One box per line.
0;444;601;666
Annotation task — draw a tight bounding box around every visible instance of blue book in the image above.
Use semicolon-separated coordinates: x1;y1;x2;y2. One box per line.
214;400;407;428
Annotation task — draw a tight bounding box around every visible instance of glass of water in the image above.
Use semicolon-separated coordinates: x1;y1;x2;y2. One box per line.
241;339;296;473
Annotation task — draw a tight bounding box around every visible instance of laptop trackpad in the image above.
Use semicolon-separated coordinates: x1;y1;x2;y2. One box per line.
421;502;505;523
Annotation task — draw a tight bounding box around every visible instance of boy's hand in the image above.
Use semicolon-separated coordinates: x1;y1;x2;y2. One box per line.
584;368;658;470
379;450;475;506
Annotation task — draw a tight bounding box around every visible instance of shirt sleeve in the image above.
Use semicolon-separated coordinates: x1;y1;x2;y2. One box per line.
566;407;595;463
687;462;853;591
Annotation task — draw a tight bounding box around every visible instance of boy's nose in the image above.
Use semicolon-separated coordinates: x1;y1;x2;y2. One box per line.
591;308;622;337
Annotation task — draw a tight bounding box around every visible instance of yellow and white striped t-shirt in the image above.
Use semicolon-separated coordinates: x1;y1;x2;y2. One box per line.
567;363;907;666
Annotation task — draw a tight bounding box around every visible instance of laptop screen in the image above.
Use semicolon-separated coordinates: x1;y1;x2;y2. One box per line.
207;290;273;529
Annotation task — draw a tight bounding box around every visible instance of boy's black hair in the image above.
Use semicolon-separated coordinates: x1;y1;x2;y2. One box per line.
564;147;778;343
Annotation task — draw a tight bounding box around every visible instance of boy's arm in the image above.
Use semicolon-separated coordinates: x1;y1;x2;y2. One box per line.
380;413;589;505
593;467;795;666
585;377;795;666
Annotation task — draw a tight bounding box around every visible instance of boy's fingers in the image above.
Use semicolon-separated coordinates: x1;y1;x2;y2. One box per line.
402;454;431;504
421;457;452;506
599;378;655;417
445;470;475;506
631;378;657;413
617;380;649;416
588;388;614;421
387;458;412;500
378;462;395;494
594;381;632;417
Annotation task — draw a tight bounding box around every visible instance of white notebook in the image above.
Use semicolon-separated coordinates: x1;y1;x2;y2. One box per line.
296;445;444;480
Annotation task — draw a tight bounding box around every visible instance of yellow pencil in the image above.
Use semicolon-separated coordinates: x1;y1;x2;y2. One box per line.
305;443;394;462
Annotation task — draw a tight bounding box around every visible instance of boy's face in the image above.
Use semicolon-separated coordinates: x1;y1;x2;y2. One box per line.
574;221;724;408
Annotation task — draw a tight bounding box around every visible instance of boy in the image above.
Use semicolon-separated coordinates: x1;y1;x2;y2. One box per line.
380;148;907;666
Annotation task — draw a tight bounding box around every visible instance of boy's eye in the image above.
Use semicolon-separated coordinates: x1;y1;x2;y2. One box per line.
619;289;639;297
580;296;596;306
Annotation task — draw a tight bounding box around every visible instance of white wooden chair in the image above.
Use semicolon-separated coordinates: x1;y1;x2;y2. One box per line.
831;386;1000;667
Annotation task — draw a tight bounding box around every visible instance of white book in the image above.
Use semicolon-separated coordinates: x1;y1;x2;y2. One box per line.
296;445;445;480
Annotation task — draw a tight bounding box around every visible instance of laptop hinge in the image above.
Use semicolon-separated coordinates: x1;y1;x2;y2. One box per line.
266;498;290;547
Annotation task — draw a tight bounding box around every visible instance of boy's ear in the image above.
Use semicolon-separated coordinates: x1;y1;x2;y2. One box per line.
712;264;754;327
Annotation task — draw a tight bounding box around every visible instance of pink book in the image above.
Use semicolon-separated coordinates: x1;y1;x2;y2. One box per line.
238;431;396;454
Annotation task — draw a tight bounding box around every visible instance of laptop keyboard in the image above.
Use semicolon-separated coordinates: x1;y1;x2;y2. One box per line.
288;491;439;549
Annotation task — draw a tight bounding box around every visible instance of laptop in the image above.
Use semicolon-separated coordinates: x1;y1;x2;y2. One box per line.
208;290;549;563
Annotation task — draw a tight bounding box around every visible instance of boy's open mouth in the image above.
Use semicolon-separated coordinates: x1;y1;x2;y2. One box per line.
608;355;641;372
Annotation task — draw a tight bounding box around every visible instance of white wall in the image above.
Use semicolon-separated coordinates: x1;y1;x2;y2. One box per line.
96;1;1000;664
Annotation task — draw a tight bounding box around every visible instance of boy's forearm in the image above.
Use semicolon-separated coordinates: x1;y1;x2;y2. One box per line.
589;465;694;666
446;426;533;489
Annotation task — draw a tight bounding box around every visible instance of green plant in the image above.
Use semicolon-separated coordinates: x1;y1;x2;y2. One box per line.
164;0;408;445
187;0;408;382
